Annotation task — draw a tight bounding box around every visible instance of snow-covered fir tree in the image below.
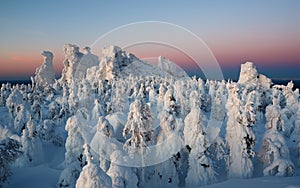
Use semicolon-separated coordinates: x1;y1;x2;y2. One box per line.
90;116;115;172
225;83;256;178
153;85;185;187
0;138;22;186
107;150;138;188
123;98;155;185
17;116;43;166
290;103;300;167
258;92;295;176
184;91;217;186
76;144;112;188
58;115;86;187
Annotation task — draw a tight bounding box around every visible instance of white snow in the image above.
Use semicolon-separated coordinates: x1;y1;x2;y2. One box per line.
34;51;56;86
158;56;189;78
1;44;300;188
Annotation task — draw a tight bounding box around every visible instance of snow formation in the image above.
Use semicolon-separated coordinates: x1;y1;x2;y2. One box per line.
157;56;189;78
34;51;56;86
0;44;300;188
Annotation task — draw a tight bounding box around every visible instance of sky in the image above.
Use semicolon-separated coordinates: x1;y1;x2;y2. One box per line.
0;0;299;81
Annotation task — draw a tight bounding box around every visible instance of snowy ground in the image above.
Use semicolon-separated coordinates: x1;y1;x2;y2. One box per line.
3;143;65;188
204;176;300;188
5;166;300;188
4;142;300;188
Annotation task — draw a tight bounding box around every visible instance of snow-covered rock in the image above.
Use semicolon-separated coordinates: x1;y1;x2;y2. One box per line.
158;56;189;78
34;51;56;86
74;47;99;80
99;45;138;80
60;44;83;84
238;62;272;88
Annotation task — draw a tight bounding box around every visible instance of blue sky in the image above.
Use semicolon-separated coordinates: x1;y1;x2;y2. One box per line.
0;0;299;80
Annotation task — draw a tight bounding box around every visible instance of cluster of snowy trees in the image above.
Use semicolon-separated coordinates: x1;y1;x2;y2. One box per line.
0;44;300;187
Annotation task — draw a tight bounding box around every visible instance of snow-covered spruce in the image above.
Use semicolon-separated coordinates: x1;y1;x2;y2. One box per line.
76;144;112;188
225;83;256;178
184;91;217;186
0;138;22;186
258;91;295;176
58;115;86;187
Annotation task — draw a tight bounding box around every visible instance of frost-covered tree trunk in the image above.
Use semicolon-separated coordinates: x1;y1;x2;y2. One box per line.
76;144;112;188
259;96;294;176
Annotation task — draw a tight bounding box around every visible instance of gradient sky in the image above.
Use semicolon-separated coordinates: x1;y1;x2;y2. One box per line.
0;0;299;80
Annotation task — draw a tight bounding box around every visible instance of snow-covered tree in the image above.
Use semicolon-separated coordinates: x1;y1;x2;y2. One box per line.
107;151;138;188
259;95;294;176
18;117;43;166
6;89;23;123
123;99;155;153
111;81;129;113
184;91;216;186
225;83;255;178
0;138;22;186
13;104;29;134
123;99;155;185
38;119;65;146
76;144;112;188
31;99;42;123
58;115;86;187
290;103;300;167
210;85;226;121
153;86;185;187
157;83;166;113
90;116;115;172
91;99;105;121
